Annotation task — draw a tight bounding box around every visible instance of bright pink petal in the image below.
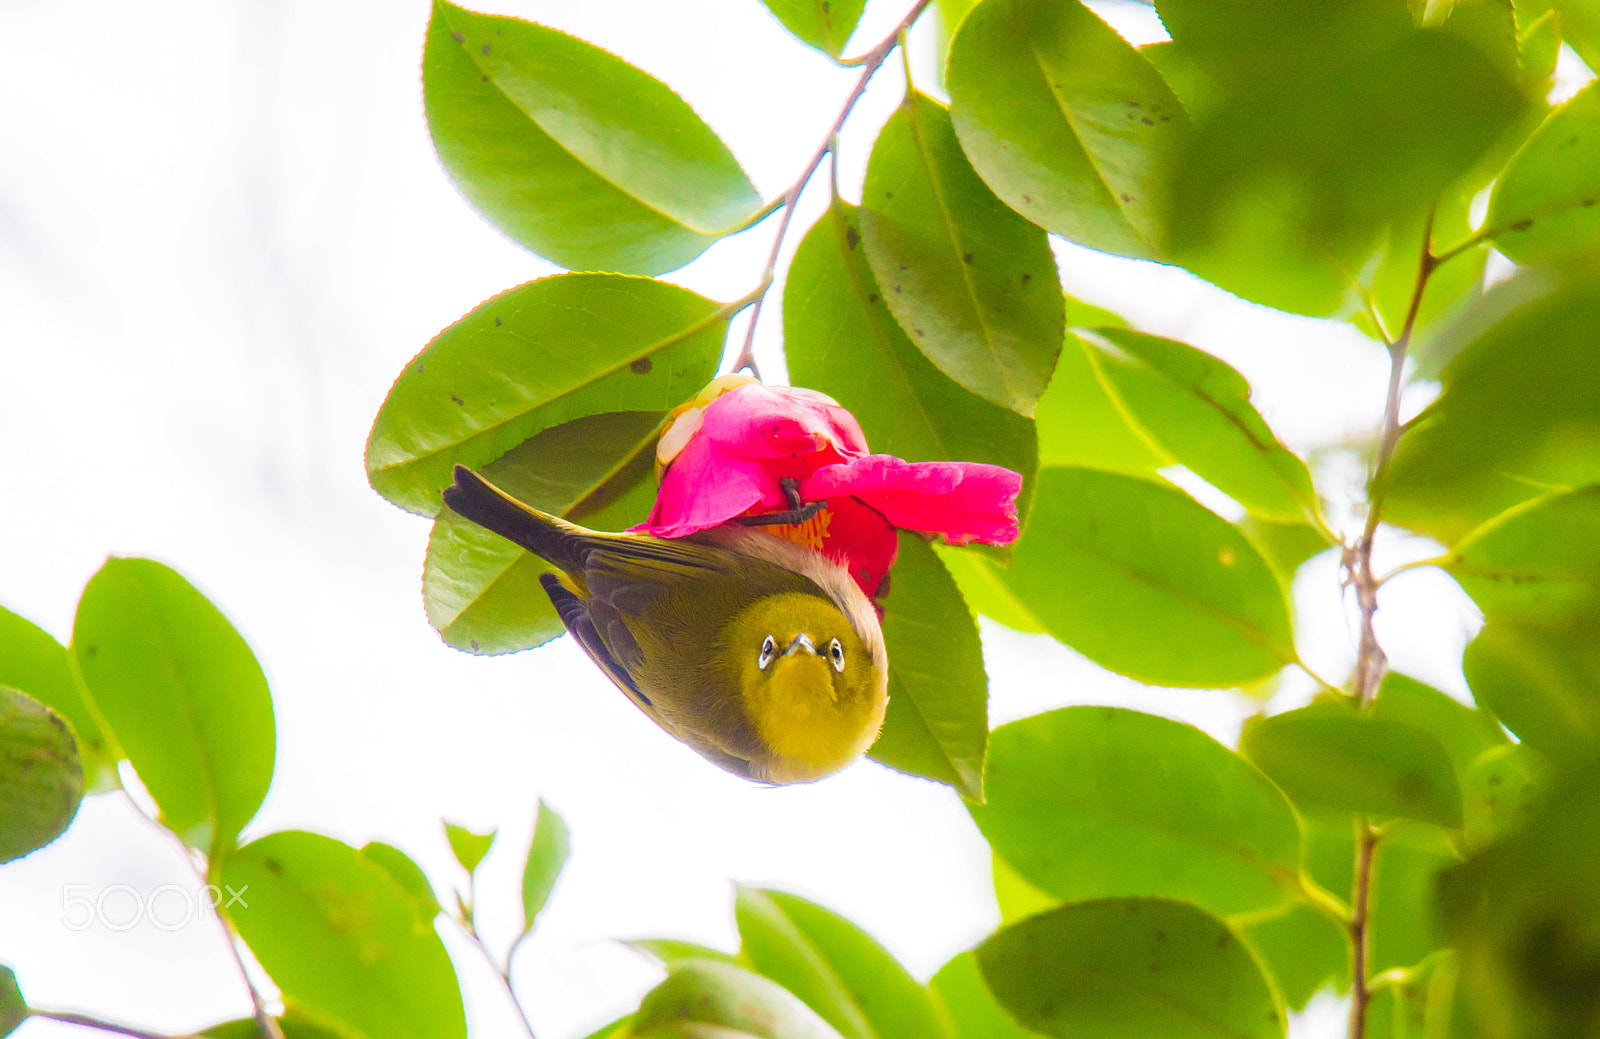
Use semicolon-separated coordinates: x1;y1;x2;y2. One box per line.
700;384;868;461
799;455;1023;545
632;435;784;537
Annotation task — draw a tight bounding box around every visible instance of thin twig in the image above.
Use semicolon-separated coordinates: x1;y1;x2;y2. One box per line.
1347;822;1381;1039
27;1009;199;1039
448;908;537;1039
729;0;936;377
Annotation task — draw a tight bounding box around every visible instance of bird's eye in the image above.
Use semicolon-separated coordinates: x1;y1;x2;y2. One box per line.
828;638;845;672
758;635;776;671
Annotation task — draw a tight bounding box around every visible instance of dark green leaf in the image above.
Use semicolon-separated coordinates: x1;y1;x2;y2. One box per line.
1371;671;1508;783
757;0;866;57
361;842;441;921
1241;702;1464;828
222;831;467;1039
1383;272;1600;543
1464;620;1600;768
72;558;274;859
736;887;951;1039
631;961;845;1039
0;605;114;791
0;967;24;1039
994;467;1295;687
1462;744;1543;852
1488;82;1600;266
784;201;1037;523
1076;328;1319;523
627;939;742;969
971;707;1302;918
946;0;1188;259
1236;904;1348;1011
1152;0;1413;90
868;535;987;800
521;799;570;934
422;0;759;274
928;951;1040;1039
860;91;1064;416
1437;761;1600;1038
366;273;727;517
1445;486;1600;629
444;821;495;876
0;688;82;864
977;898;1286;1039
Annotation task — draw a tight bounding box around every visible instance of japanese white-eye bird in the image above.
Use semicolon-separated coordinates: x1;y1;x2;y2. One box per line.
442;466;889;784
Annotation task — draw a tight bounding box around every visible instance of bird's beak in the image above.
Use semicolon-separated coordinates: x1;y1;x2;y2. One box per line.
785;633;817;657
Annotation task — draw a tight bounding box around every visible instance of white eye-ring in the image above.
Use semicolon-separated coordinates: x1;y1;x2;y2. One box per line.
828;638;845;672
758;635;777;671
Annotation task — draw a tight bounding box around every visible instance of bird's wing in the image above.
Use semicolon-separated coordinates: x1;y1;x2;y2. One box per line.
538;573;651;708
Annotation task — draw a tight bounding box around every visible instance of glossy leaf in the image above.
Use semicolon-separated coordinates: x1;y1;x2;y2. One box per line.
991;852;1057;925
631;960;846;1039
784;201;1037;522
422;0;759;274
928;951;1040;1039
628;939;742;969
1445;486;1600;629
1034;330;1164;476
0;687;83;864
932;545;1045;634
222;831;467;1039
971;707;1302;918
1559;0;1600;71
1464;620;1600;768
994;467;1295;687
0;967;24;1039
868;535;988;800
521;799;570;934
1383;272;1600;543
1438;761;1600;1038
946;0;1188;259
736;887;951;1039
860;91;1064;416
1488;82;1600;266
1371;671;1508;782
361;842;441;921
1236;904;1348;1012
202;1012;362;1039
366;273;727;517
72;558;274;859
0;605;114;790
977;898;1286;1039
1462;744;1542;852
444;821;495;875
1240;702;1464;828
757;0;866;57
1076;328;1318;523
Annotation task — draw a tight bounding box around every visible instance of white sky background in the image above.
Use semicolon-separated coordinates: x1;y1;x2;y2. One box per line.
1;1;1589;1037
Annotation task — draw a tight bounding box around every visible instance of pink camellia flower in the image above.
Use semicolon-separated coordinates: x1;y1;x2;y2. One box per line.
632;376;1023;600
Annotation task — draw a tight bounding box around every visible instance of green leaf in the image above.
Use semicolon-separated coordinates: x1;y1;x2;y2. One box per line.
1371;671;1508;783
757;0;866;57
425;410;663;655
1168;28;1524;315
1437;761;1600;1038
1076;328;1319;523
946;0;1189;259
72;558;274;860
1445;486;1600;629
1235;904;1348;1012
203;1011;364;1039
1383;271;1600;544
632;961;846;1039
576;1016;633;1039
422;0;759;274
222;831;467;1039
994;467;1295;687
1462;744;1543;852
1240;701;1465;828
971;707;1302;918
0;966;25;1039
977;898;1286;1039
1488;82;1600;266
1034;330;1164;476
360;842;442;921
991;852;1058;926
1558;0;1600;71
1353;191;1488;347
928;951;1040;1039
444;821;495;875
0;687;82;864
628;939;742;969
736;887;951;1039
868;535;988;801
521;799;570;934
932;545;1046;634
1464;620;1600;768
0;605;114;791
859;91;1064;416
1239;517;1333;586
784;200;1038;524
366;272;728;517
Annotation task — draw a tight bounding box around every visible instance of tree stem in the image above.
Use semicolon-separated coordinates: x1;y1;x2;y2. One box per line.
29;1009;198;1039
728;0;935;378
1347;822;1381;1039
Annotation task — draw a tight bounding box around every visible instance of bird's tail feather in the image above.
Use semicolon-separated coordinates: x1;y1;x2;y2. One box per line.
442;466;590;577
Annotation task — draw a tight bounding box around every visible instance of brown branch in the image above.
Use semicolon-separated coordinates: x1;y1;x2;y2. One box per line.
729;0;935;377
28;1009;199;1039
1347;823;1381;1039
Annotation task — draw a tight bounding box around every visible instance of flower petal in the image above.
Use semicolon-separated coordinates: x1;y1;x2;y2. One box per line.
634;434;784;537
701;384;869;460
800;456;1023;545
